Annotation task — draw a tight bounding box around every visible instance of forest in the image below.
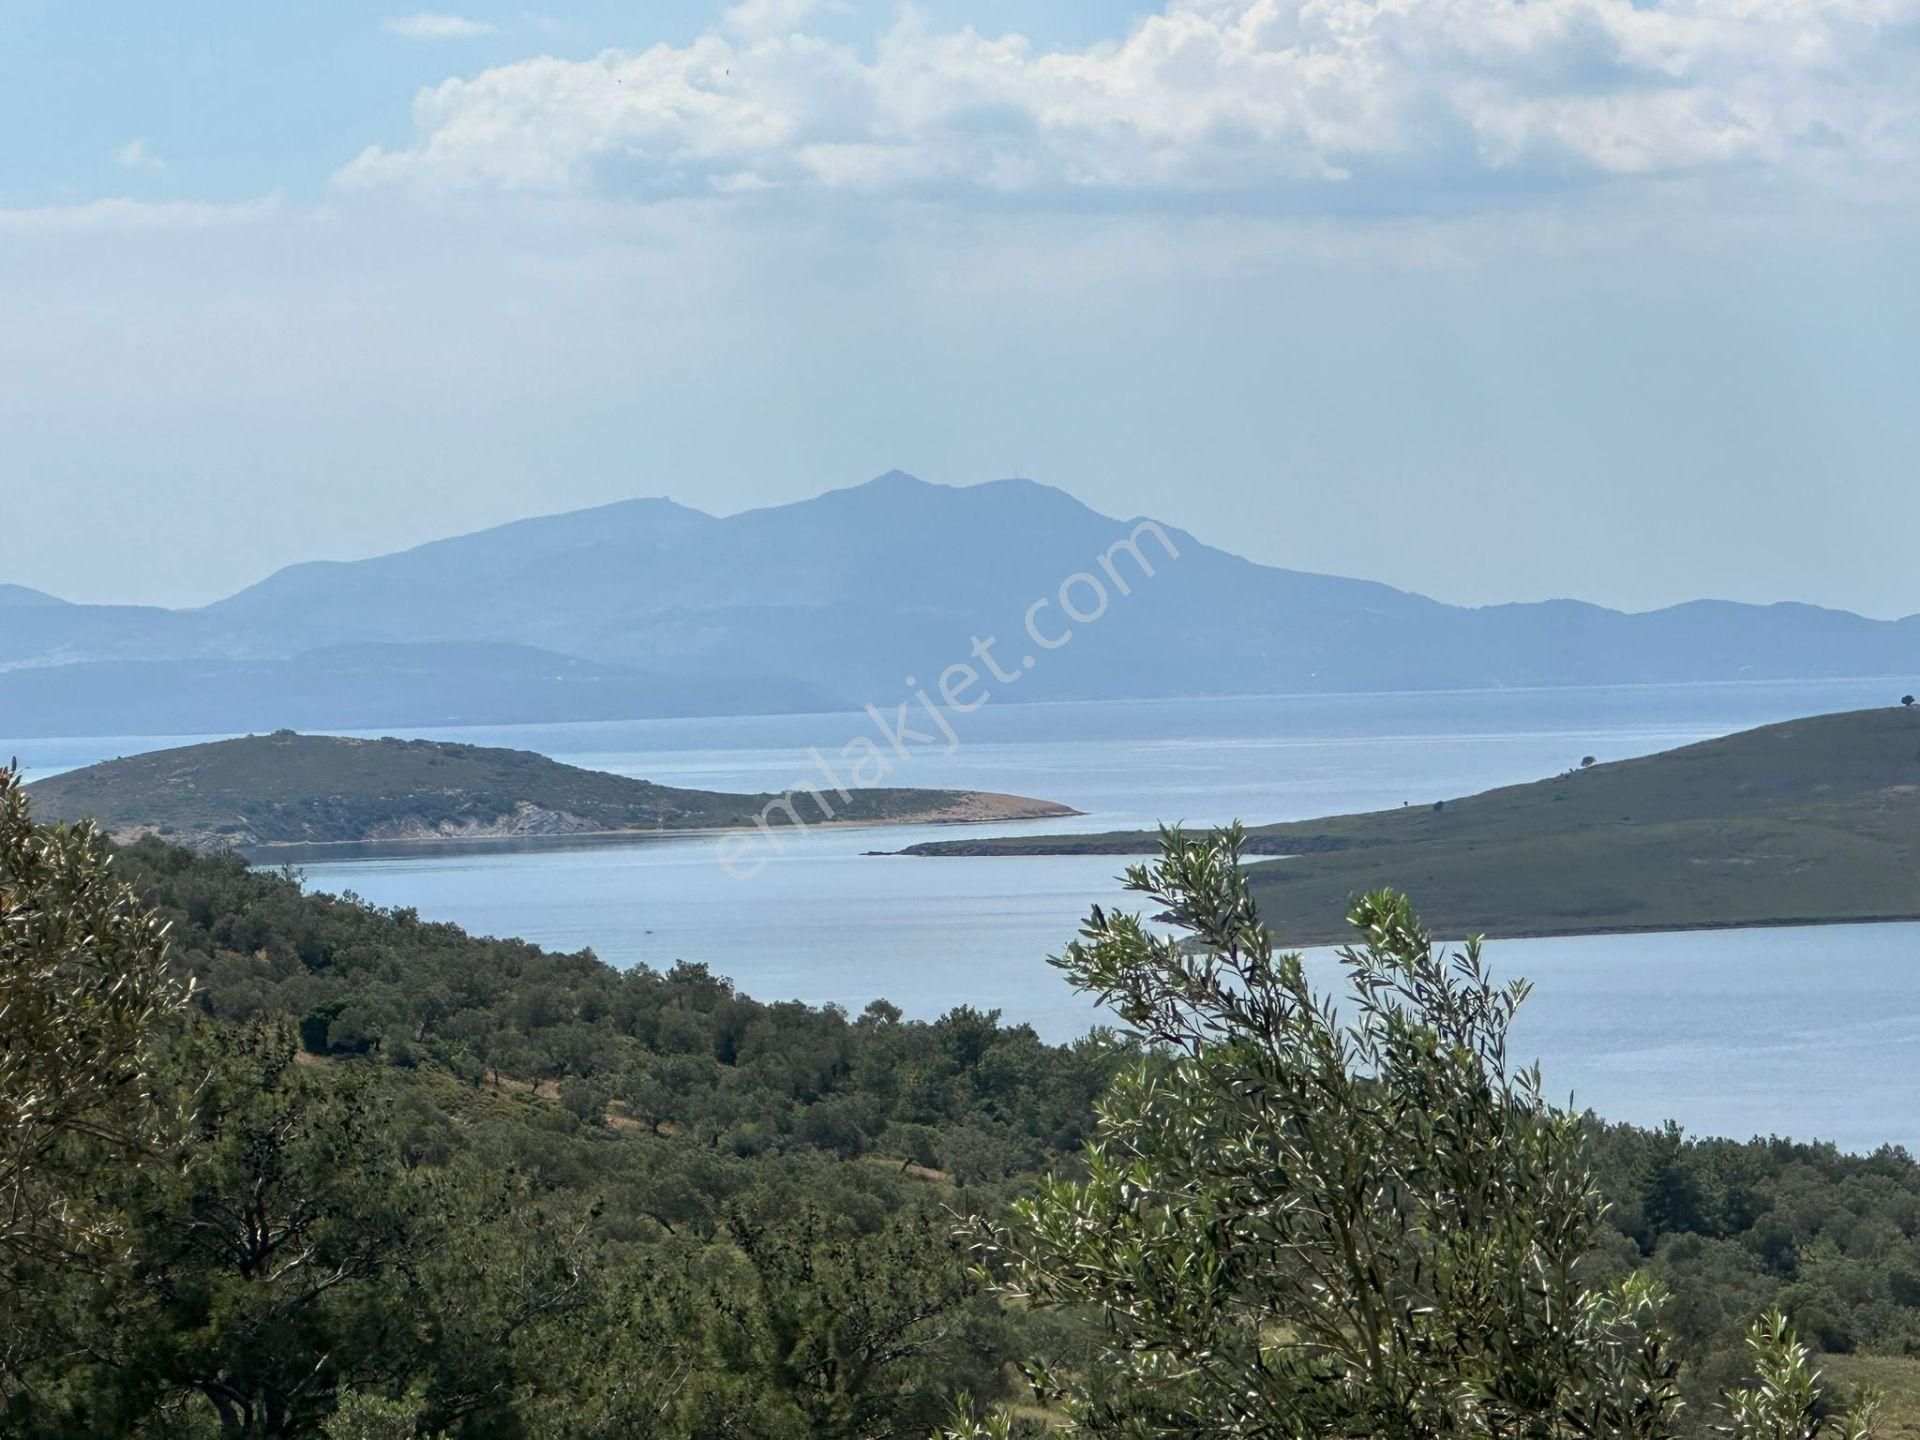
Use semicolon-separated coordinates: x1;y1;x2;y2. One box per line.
6;770;1920;1438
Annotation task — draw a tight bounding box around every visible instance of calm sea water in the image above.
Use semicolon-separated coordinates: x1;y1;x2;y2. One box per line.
12;678;1919;1151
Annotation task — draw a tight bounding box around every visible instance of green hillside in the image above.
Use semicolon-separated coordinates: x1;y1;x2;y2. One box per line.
26;730;1073;851
897;706;1920;944
16;813;1920;1434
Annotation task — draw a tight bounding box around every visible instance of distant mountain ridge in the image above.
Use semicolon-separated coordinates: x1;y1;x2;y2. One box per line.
0;584;66;608
6;471;1919;737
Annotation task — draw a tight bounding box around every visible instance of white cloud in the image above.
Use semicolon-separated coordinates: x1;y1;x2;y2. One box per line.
336;0;1920;210
722;0;836;42
114;139;168;175
383;13;498;41
0;194;282;236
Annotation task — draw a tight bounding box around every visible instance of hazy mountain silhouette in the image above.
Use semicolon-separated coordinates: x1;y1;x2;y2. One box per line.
6;472;1917;737
0;584;67;608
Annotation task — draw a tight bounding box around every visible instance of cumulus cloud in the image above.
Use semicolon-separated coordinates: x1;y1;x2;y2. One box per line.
335;0;1920;209
383;13;498;41
721;0;838;41
114;139;169;175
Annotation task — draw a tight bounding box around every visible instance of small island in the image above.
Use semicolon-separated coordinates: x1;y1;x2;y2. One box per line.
25;731;1076;852
891;706;1920;944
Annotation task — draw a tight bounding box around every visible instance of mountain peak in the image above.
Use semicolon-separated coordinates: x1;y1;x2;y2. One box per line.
853;469;935;492
14;472;1913;738
821;470;1092;517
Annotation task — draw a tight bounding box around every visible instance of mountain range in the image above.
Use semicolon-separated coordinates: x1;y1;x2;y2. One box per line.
6;471;1918;738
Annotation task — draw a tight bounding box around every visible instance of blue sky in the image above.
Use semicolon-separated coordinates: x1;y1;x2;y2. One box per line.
0;3;1143;208
4;0;1918;615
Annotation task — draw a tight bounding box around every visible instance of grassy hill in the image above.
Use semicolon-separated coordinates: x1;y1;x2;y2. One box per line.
25;730;1074;851
896;706;1920;944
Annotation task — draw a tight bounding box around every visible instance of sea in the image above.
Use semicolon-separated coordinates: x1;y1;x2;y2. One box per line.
11;676;1919;1153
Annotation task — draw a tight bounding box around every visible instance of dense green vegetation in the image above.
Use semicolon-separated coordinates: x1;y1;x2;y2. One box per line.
26;730;1072;852
8;775;1920;1436
0;766;184;1301
950;828;1904;1436
899;707;1920;944
2;771;1115;1437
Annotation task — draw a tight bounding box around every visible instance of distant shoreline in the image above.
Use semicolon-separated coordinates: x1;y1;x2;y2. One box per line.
1260;910;1920;950
238;800;1083;861
11;674;1920;751
27;730;1080;856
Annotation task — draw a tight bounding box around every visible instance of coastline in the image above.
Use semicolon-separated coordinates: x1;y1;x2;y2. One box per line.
229;795;1082;861
1262;910;1920;950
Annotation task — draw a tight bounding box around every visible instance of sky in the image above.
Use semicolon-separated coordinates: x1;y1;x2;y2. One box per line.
4;0;1918;617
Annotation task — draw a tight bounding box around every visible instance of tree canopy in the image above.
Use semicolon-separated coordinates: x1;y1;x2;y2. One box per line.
0;785;1909;1437
951;825;1881;1439
0;765;184;1386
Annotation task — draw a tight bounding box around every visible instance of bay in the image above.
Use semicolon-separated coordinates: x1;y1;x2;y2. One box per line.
9;676;1917;1150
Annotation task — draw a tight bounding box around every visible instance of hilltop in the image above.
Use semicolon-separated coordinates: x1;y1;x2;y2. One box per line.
5;472;1919;736
894;707;1920;944
25;731;1074;852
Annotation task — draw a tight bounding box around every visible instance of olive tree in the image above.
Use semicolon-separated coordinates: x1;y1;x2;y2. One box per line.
0;764;183;1279
951;825;1875;1439
0;764;186;1397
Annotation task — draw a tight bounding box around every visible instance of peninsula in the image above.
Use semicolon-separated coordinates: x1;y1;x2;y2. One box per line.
26;731;1075;852
892;707;1920;944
